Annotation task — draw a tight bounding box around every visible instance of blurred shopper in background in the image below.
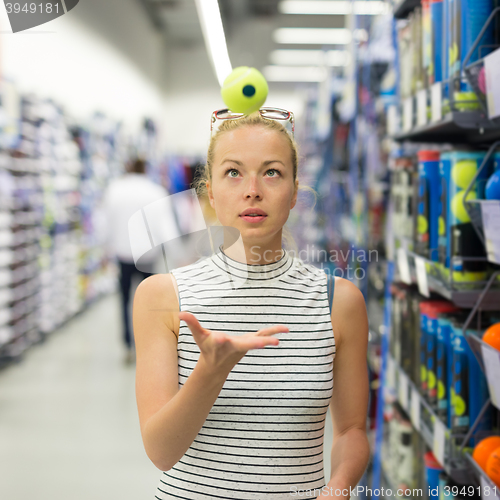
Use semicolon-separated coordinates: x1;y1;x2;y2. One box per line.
101;158;169;364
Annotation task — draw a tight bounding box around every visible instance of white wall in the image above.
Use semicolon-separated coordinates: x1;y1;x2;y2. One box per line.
0;0;168;139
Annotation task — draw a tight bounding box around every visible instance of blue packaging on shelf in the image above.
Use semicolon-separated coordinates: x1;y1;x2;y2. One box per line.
425;451;444;499
417;150;441;261
436;314;453;423
431;0;444;83
449;0;494;97
440;151;491;278
438;152;452;268
437;310;470;427
486;153;500;200
426;302;460;411
450;323;471;433
450;317;492;440
443;0;451;88
420;302;430;394
494;152;500;171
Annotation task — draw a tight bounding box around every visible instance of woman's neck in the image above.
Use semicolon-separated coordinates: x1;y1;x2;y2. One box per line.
221;239;284;265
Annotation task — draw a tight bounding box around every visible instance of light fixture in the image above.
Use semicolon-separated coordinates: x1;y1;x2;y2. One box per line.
269;49;350;66
273;28;352;45
262;65;328;82
194;0;232;86
278;1;390;16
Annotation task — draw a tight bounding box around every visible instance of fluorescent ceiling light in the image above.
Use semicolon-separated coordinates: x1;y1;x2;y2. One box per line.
269;49;350;66
263;65;328;82
273;28;351;45
278;1;390;15
194;0;232;86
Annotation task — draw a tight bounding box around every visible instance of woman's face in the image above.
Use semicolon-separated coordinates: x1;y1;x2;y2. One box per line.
206;125;298;246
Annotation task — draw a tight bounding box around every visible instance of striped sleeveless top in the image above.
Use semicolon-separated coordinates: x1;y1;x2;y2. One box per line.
155;245;336;500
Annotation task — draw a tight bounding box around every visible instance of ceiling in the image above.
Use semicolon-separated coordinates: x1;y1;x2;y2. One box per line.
137;0;348;75
140;0;286;46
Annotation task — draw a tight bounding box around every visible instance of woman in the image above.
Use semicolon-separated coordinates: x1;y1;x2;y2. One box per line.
133;110;370;499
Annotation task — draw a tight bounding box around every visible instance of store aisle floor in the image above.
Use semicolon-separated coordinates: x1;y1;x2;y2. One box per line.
0;292;159;500
0;292;334;500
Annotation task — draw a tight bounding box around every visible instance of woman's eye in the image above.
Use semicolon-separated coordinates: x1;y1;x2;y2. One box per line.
225;168;281;178
226;169;239;177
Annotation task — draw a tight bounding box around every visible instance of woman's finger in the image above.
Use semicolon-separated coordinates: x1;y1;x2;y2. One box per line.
178;311;209;338
254;325;289;336
233;336;280;351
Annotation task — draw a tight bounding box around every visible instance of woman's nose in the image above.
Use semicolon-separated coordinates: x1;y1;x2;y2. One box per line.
244;177;263;198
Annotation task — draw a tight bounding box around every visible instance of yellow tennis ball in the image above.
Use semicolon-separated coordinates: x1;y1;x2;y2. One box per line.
417;214;428;234
452;160;477;189
451;190;477;223
221;66;269;114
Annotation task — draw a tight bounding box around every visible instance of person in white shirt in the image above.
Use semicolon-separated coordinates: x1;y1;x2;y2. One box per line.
101;158;170;364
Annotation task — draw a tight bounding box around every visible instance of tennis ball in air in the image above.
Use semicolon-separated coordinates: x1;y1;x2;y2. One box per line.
221;66;269;114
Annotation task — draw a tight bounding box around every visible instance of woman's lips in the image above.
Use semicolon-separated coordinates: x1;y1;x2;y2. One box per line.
239;215;267;223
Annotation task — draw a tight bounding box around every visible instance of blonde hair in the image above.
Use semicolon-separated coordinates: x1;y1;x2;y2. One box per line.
192;112;318;254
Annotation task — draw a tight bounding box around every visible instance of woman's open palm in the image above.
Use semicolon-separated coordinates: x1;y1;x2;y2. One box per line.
178;311;288;376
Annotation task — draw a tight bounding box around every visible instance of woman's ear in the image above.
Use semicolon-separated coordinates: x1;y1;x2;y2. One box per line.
291;180;299;209
206;181;215;209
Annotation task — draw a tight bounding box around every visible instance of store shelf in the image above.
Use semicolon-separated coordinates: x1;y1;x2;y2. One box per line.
425;274;500;309
395;248;500;309
393;0;421;19
462;326;500;412
392;112;500;145
386;355;476;485
466;198;500;267
464;452;500;493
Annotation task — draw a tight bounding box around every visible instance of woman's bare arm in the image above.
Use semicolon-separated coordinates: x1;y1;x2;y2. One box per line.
134;273;231;471
319;277;370;498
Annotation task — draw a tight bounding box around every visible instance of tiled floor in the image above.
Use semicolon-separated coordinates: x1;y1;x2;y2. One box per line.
0;292;333;500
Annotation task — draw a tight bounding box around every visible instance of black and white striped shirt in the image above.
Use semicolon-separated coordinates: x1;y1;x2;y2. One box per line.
155;245;336;499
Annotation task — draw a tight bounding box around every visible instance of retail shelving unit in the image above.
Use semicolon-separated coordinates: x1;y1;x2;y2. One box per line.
394;248;500;309
0;82;163;367
370;2;500;499
392;112;500;144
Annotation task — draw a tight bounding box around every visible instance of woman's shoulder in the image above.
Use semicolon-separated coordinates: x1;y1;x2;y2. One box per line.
135;273;180;336
330;277;368;349
333;277;364;305
137;272;175;293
